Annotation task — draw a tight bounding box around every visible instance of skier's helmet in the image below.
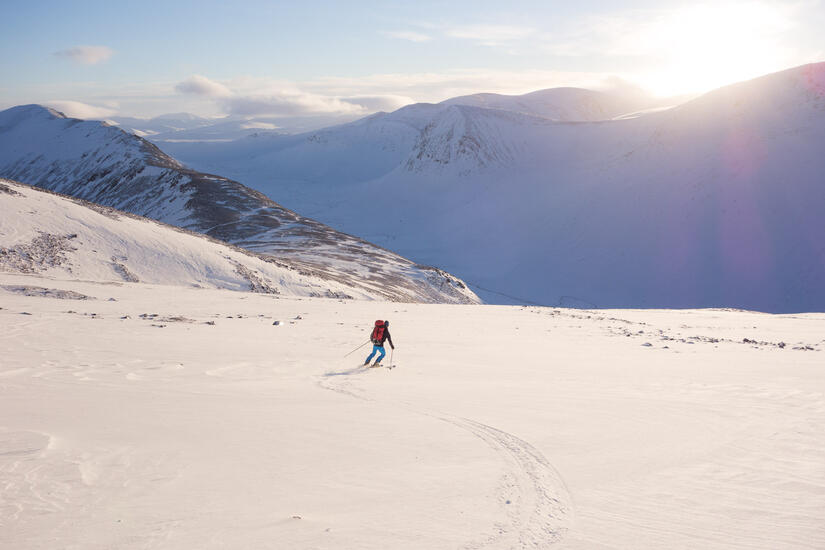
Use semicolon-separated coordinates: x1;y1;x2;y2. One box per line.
384;320;389;327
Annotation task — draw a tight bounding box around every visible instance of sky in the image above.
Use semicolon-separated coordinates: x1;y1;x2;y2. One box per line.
1;0;823;121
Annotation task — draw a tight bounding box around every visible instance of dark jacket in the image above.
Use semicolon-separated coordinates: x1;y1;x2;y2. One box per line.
373;327;394;348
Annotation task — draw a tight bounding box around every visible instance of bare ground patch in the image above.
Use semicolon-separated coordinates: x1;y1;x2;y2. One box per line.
1;285;93;300
0;233;78;274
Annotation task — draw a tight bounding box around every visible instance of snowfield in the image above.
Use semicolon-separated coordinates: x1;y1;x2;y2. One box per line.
1;275;823;549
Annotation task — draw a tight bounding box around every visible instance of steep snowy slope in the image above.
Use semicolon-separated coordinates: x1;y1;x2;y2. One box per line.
162;63;825;312
0;106;478;304
0;178;380;298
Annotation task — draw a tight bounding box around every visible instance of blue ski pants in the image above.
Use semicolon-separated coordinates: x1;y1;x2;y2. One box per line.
365;345;386;364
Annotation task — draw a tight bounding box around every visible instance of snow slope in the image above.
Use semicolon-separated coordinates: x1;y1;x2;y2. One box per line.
0;106;478;304
441;87;654;122
162;63;825;313
0;178;392;298
1;273;823;548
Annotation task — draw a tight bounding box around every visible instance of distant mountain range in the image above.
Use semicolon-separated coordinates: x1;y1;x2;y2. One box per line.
0;105;478;304
159;63;825;312
109;86;683;144
110;112;363;142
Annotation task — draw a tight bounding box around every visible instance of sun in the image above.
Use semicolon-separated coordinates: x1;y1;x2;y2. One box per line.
638;2;795;96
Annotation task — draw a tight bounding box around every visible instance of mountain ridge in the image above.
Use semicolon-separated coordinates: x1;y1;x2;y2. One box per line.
0;105;479;304
159;62;825;312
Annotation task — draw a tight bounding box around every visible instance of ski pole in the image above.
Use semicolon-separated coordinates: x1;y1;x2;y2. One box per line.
390;347;394;367
343;339;370;358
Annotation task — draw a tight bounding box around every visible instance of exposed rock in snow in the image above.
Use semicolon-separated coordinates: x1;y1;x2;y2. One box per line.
0;284;93;300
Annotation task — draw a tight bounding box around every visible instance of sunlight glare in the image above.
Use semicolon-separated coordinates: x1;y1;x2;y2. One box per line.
639;2;795;96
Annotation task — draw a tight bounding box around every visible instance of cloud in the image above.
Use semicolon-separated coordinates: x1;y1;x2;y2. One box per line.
382;30;432;42
240;121;280;130
220;92;366;117
340;95;414;112
44;100;117;119
53;46;114;65
445;24;535;46
175;75;232;98
174;75;415;117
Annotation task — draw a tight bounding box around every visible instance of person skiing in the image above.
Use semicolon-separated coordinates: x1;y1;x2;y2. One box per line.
365;319;394;366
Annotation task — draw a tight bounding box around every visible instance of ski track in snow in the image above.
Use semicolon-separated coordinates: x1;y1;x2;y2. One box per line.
318;369;574;548
440;417;573;549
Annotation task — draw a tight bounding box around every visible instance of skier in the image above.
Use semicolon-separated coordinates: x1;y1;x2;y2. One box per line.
365;320;394;366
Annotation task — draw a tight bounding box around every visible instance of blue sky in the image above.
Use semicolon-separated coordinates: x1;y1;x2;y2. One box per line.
2;0;823;119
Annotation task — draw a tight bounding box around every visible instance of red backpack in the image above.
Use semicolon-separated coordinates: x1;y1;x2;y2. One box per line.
371;320;386;344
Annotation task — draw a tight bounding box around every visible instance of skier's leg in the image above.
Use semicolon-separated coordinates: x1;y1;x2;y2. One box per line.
374;346;386;365
364;346;378;365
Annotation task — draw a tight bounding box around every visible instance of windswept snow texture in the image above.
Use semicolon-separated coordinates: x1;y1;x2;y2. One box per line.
0;107;478;304
1;275;824;548
163;63;825;313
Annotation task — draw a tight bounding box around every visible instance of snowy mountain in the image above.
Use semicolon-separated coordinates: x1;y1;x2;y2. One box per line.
0;106;478;304
162;63;825;312
440;86;653;121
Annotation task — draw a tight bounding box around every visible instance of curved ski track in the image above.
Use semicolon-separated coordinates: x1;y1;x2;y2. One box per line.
318;371;573;548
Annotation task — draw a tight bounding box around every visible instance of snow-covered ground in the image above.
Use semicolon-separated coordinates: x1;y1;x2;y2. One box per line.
2;274;823;549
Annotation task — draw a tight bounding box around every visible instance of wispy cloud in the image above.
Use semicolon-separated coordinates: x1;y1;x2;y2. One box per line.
174;75;416;117
382;30;432;43
53;45;114;65
445;24;535;46
219;92;364;117
44;100;117;119
339;95;413;112
175;75;232;98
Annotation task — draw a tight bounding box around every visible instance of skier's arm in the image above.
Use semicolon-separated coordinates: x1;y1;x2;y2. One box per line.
386;331;394;349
